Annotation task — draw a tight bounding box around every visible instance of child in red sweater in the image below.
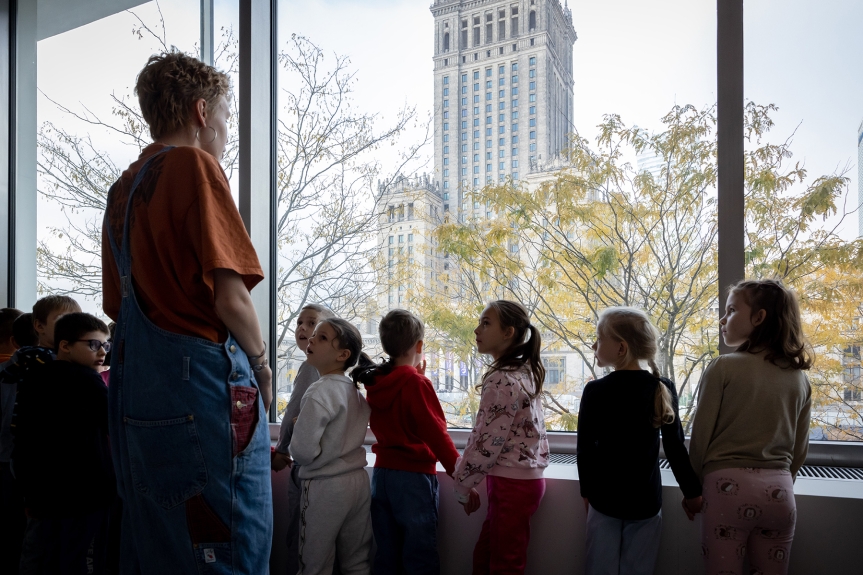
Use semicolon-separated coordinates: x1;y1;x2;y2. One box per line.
353;309;477;575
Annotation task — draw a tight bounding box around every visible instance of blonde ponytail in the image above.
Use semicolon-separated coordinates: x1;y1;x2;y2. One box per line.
652;377;675;428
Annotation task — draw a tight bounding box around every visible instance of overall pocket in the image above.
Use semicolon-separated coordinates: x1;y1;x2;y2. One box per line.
125;415;208;509
231;386;259;457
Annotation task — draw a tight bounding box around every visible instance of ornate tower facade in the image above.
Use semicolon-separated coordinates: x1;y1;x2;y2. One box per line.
430;0;576;221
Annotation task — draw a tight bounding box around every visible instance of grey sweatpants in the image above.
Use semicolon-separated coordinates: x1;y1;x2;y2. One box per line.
286;465;301;575
585;504;662;575
298;468;372;575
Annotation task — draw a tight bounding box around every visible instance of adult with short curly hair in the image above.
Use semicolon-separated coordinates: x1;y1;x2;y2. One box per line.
101;51;272;574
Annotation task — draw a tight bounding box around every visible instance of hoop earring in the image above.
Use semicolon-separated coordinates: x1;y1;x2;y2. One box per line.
196;126;217;144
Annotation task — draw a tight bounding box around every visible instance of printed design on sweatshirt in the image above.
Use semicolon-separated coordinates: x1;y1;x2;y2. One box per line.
735;543;747;558
475;433;494;458
457;462;487;484
453;367;549;489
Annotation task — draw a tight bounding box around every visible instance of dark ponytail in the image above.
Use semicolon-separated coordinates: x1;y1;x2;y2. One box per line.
479;300;545;398
351;352;378;387
352;309;425;388
319;318;365;389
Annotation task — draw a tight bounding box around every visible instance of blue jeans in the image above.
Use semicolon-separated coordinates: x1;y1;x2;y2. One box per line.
370;468;440;575
585;505;662;575
105;147;272;574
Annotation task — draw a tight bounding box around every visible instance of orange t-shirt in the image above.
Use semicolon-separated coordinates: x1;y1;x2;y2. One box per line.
102;144;263;343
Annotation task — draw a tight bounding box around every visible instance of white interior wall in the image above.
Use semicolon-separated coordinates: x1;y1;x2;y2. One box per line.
269;454;863;574
36;0;150;41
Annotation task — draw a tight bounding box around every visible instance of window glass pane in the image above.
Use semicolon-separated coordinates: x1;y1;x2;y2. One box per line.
745;2;863;441
434;1;717;431
275;2;430;420
270;1;721;432
37;1;206;315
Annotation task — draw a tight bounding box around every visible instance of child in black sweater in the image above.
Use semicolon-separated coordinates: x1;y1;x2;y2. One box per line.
13;312;114;575
577;307;702;575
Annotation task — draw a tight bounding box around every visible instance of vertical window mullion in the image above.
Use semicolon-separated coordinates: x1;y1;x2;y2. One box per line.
716;0;745;355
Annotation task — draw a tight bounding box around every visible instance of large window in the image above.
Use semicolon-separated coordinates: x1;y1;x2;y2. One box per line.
36;1;238;316
745;1;863;441
10;1;862;441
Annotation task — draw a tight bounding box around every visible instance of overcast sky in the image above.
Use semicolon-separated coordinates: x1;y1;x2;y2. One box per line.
35;0;863;310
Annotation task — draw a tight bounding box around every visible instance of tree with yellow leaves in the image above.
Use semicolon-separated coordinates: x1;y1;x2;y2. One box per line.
425;102;862;437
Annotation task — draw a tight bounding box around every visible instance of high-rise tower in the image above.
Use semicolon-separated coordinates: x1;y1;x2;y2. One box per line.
430;0;576;219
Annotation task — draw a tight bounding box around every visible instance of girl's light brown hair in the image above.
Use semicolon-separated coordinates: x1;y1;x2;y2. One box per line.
478;300;545;398
352;309;424;387
135;51;231;140
597;307;674;428
300;303;335;319
729;279;814;370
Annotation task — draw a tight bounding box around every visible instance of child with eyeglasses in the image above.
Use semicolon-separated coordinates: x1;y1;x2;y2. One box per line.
12;312;116;574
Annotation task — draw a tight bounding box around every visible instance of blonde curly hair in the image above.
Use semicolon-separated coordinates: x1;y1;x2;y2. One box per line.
135;51;230;140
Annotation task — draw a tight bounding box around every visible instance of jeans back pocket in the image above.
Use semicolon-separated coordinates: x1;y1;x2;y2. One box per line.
125;415;208;509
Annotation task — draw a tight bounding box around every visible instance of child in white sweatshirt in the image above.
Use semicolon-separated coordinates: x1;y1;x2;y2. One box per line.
289;318;372;575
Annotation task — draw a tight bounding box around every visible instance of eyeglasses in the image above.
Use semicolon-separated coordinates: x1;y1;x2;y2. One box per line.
76;339;112;353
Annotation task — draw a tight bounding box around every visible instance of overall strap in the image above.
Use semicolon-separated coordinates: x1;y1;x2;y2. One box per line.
104;146;175;298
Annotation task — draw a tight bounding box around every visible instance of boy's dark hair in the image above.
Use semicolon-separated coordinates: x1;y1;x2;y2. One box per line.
0;308;23;343
353;309;424;387
32;295;81;324
11;313;38;348
53;313;109;353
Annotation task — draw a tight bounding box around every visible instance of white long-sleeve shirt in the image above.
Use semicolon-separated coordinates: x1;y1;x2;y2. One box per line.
289;374;371;480
274;361;320;454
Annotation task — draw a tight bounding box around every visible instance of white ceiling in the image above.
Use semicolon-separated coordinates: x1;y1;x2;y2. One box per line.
36;0;151;41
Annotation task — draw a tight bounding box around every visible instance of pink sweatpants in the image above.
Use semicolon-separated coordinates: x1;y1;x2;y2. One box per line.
471;475;546;575
701;468;796;575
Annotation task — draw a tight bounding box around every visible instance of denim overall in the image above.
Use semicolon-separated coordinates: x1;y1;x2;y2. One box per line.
105;147;273;574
